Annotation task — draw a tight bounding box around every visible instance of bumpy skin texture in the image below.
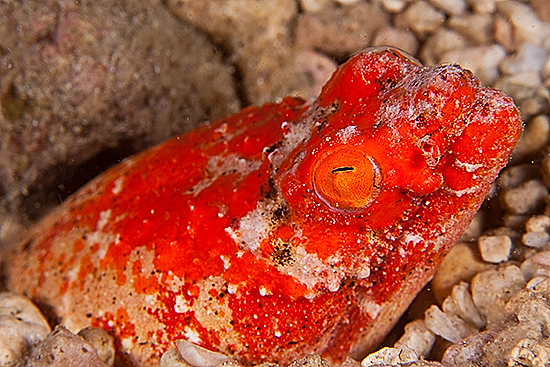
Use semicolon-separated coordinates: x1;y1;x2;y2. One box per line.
3;48;521;366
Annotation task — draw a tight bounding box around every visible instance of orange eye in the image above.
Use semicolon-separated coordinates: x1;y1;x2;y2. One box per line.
313;147;381;212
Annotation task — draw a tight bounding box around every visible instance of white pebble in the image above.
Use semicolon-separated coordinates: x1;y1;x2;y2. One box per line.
503;214;530;229
467;0;495;14
542;153;550;189
512;115;550;161
500;43;549;75
494;14;516;51
299;0;333;12
443;282;486;328
503;180;549;215
440;44;506;85
527;276;548;290
460;210;484;241
496;1;550;48
427;0;466;15
78;327;115;366
289;355;330;367
0;293;51;367
381;0;407;13
297;50;338;98
424;305;478;343
509;339;550;367
404;1;445;37
175;340;233;367
361;346;418;367
471;266;527;327
448;13;493;44
394;320;435;357
478;235;512;263
495;71;543;95
160;348;191;367
431;242;490;303
333;0;360;5
542;54;550;80
372;27;419;56
517;299;550;333
420;27;468;65
532;277;550;297
522;231;550;248
521;251;550;279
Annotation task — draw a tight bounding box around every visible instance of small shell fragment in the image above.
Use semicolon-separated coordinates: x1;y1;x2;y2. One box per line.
0;292;51;367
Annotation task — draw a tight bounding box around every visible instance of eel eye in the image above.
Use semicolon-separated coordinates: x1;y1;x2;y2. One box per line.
313;147;381;212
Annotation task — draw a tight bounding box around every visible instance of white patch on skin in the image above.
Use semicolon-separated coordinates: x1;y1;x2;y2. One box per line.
220;255;230;270
225;198;283;253
273;231;372;295
190;276;242;347
166;274;186;293
259;286;272;296
188;154;263;196
225;221;266;253
267;106;322;169
66;266;79;285
121;337;133;350
184;327;201;344
355;266;371;279
359;298;382;320
97;209;111;230
112;177;123;195
86;231;117;256
145;295;156;306
336;125;359;143
175;295;191;314
214;123;228;135
403;233;423;246
277;247;346;294
454;158;483;173
445;185;482;197
227;284;238;294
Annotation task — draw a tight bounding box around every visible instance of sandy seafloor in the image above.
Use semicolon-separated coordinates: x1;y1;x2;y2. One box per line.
2;0;550;366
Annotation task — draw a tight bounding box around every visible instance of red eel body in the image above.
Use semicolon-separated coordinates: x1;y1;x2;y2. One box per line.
3;48;521;366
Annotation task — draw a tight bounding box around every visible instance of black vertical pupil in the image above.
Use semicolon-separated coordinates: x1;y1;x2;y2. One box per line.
331;166;355;174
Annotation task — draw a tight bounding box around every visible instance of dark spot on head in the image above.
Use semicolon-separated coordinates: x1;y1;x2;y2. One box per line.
271;205;289;224
264;141;282;155
316;119;327;132
260;177;278;200
375;78;398;92
271;242;294;266
330;100;340;114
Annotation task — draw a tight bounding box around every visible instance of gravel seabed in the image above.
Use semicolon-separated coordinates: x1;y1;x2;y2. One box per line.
2;0;550;366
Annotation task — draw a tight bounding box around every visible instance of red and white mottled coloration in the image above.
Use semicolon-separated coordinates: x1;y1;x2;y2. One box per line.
3;48;521;366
